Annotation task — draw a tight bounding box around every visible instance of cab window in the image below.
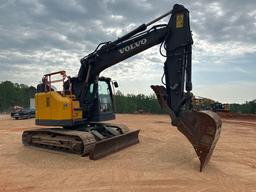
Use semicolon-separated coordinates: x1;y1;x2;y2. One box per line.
98;81;113;112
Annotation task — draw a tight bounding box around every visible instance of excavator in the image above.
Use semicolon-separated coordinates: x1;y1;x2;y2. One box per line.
22;4;222;171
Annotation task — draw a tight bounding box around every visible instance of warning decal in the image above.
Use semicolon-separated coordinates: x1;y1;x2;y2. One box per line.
176;14;184;28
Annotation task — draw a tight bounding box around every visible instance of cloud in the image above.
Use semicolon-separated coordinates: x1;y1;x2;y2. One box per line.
0;0;255;103
195;82;256;103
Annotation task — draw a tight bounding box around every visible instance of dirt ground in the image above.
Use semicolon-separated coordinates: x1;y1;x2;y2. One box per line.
0;114;255;192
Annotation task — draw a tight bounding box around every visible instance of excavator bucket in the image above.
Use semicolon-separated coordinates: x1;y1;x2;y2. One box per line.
177;111;222;171
151;85;222;171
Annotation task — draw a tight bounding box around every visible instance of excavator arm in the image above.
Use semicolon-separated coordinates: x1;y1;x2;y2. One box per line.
75;4;222;171
77;4;192;116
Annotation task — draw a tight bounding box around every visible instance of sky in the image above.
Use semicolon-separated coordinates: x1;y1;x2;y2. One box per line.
0;0;255;103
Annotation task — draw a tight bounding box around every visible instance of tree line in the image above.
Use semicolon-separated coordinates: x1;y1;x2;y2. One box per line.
0;81;36;112
0;81;255;114
114;90;165;114
230;100;256;114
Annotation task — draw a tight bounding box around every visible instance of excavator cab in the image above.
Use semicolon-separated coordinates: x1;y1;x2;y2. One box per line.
35;71;118;126
86;77;117;122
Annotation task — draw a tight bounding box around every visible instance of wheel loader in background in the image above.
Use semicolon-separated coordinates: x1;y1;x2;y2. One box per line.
22;4;222;171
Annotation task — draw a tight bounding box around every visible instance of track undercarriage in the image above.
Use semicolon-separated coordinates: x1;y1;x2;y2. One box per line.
22;123;140;159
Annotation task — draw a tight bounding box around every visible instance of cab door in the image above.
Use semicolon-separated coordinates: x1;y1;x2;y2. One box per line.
90;78;116;122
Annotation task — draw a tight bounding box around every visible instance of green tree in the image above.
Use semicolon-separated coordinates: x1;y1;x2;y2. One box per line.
0;81;36;112
114;91;165;114
230;100;256;114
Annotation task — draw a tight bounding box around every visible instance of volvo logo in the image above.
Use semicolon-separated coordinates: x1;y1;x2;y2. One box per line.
119;39;147;54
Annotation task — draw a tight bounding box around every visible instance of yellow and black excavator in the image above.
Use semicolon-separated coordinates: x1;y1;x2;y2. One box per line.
22;4;222;171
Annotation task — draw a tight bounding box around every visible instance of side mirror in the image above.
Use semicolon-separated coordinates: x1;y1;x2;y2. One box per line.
113;81;119;88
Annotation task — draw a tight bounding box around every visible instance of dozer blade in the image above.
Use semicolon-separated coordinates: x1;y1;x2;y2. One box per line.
177;111;222;171
151;85;222;171
89;130;140;160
